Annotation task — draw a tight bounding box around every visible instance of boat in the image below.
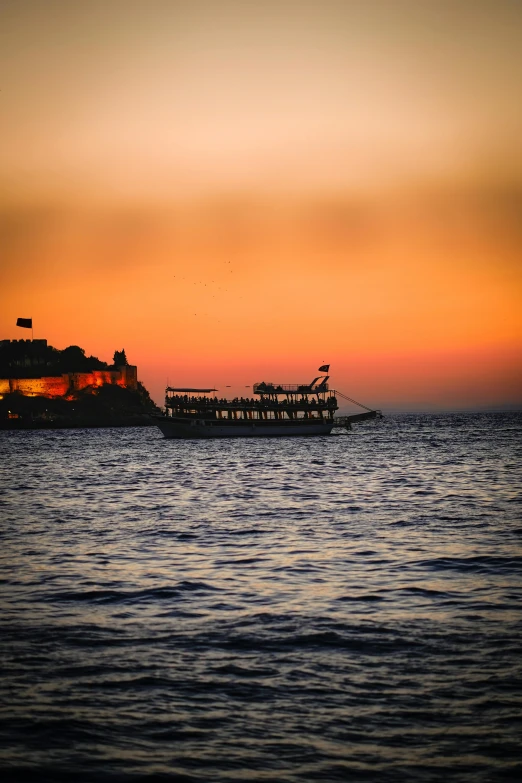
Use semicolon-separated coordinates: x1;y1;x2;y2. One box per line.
152;372;339;439
151;370;382;439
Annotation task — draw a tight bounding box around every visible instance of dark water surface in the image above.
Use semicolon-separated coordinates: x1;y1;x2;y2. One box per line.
1;414;521;782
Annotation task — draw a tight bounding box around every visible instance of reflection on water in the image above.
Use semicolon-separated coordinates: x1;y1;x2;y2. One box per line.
1;413;521;781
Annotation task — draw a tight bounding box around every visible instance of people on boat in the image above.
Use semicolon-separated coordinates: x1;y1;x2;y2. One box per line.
165;390;336;423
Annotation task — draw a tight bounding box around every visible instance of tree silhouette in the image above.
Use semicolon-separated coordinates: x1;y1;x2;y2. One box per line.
113;349;128;366
59;345;88;372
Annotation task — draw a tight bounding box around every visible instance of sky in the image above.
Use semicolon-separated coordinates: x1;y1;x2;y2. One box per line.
1;0;521;410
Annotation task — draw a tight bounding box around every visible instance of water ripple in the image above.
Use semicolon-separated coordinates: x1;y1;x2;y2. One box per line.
1;412;521;782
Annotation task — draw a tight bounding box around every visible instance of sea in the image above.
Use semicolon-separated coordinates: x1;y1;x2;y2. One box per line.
1;413;521;783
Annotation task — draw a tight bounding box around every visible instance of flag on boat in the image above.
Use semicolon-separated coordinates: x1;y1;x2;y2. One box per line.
318;364;329;372
16;317;32;328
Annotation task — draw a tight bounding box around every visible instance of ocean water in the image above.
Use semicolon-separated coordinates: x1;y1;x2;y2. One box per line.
1;413;521;783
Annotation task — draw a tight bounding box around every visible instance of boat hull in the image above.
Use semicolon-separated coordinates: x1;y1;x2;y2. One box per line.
152;416;335;439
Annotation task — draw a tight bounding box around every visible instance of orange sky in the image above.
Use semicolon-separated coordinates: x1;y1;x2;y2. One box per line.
1;0;521;410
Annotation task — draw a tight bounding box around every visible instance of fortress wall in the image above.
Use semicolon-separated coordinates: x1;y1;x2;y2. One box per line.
69;367;136;389
4;376;69;397
0;366;138;398
120;365;138;389
69;370;121;389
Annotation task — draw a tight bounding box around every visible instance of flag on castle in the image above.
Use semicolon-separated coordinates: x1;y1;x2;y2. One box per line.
16;317;32;328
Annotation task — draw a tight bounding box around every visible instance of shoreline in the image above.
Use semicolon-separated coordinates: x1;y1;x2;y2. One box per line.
1;416;154;431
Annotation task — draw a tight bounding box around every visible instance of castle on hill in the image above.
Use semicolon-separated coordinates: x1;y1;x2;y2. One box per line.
0;339;137;399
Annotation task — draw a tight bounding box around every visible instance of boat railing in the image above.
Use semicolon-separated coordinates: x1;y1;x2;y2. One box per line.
253;382;329;393
166;398;337;410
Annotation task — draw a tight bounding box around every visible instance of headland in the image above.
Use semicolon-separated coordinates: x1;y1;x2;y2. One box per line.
0;339;159;429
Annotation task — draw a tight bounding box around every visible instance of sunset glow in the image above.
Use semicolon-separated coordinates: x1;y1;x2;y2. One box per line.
1;0;521;410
